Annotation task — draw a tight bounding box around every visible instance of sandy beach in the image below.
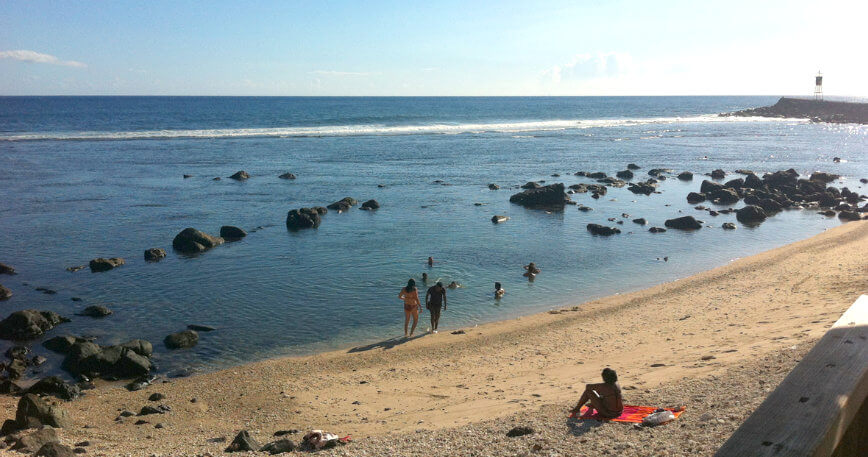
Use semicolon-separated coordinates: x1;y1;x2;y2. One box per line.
1;220;866;456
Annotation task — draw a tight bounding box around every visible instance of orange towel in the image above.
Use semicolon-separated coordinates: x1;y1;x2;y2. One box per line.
569;405;685;423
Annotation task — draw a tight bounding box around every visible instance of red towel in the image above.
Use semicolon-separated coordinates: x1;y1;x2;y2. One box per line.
569;405;685;423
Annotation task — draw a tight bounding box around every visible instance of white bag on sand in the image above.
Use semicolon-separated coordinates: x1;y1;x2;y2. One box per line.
642;410;676;426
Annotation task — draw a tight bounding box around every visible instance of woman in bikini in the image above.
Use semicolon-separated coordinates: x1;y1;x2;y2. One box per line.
570;368;624;418
399;278;422;337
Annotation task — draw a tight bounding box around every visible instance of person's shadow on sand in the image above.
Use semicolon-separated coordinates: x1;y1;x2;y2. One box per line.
347;334;425;353
566;417;605;437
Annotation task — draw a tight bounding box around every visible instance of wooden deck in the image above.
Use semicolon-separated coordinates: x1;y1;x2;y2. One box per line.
716;295;868;456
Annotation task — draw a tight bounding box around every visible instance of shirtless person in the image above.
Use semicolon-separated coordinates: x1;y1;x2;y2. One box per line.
570;368;624;418
425;281;447;333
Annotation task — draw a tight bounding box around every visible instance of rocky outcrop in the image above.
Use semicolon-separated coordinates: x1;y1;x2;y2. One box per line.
77;306;112;318
627;163;640;170
709;188;740;205
736;205;767;224
144;248;166;262
228;171;250;180
0;284;11;301
164;330;198;349
172;228;225;253
27;376;81;401
677;171;693;181
327;197;358;212
664;216;702;230
360;200;380;211
627;182;656;196
710;169;726;180
509;184;570;208
16;394;71;429
278;172;296;180
686;192;706;204
0;263;15;275
35;442;76;457
586;224;621;236
615;170;634;179
0;310;69;340
89;257;125;272
632;218;647;225
648;227;667;233
57;339;152;379
724;97;868;124
286;208;322;230
809;172;840;183
722;223;737;230
220;226;247;239
839;211;862;221
226;430;261;452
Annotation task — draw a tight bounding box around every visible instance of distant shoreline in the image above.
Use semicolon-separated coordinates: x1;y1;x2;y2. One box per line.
723;97;868;124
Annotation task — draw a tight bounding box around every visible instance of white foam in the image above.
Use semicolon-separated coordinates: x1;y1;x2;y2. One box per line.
0;115;808;142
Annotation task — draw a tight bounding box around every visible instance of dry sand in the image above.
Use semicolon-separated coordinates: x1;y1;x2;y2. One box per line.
2;220;866;456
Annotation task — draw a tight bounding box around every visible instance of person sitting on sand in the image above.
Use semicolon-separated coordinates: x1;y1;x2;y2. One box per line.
399;278;422;337
523;262;540;278
447;281;461;289
570;368;624;419
425;281;447;333
494;282;505;298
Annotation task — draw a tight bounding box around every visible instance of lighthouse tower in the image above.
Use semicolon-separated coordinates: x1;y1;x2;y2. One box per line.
814;71;823;101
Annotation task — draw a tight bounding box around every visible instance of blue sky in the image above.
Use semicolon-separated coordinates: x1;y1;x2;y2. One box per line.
1;0;865;95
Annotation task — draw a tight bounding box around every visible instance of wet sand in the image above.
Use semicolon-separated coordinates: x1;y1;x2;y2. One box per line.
2;220;866;456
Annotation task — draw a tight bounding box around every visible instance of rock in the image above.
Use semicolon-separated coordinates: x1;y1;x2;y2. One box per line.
143;248;166;262
187;324;216;332
228;171;250;180
586;224;621;236
763;169;799;187
587;172;607;179
736;205;768;224
311;206;328;215
757;198;783;213
677;171;693;181
6;345;29;360
326;197;359;212
686;192;706;204
632;218;647;225
77;306;112;318
819;209;837;217
722;223;737;230
647;168;671;177
27;377;81;401
0;284;10;301
0;263;15;275
285;208;321;230
839;211;862;221
359;199;380;210
88;258;124;273
724;178;744;189
113;349;152;378
0;310;69;340
7;358;26;379
35;442;76;457
627;182;656;195
16;394;71;429
148;393;166;402
43;336;83;354
506;426;534;437
627;163;640;170
861;178;868;184
120;339;153;357
164;330;198;349
12;427;59;453
649;227;666;233
709;188;740;205
226;430;261;452
261;439;297;454
710;169;726;179
278;172;296;180
700;180;724;194
616;170;634;179
664;216;702;230
521;182;541;190
810;172;839;183
509;184;570;208
172;228;224;253
138;405;164;416
490;215;509;224
577;205;593;212
0;379;23;394
219;226;247;239
183;174;193;178
488;183;500;190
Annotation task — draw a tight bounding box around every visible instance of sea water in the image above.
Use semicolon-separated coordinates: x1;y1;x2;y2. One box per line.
0;96;865;377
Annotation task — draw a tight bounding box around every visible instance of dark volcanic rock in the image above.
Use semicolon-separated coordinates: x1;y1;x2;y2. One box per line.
43;336;84;354
172;228;225;253
35;443;76;457
0;263;15;275
488;183;500;190
226;430;261;452
187;324;216;332
627;182;656;195
149;392;166;401
700;180;724;194
725;97;868;124
509;184;570;208
809;171;840;183
647;168;671;177
164;330;198;349
1;379;23;394
27;376;81;401
286;208;322;229
586;224;621;236
143;248;166;262
710;169;726;180
744;173;764;189
616;170;634;179
664;216;702;230
632;218;647;225
261;439;297;454
677;171;693;181
722;222;737;230
12;427;60;453
327;197;359;212
709;188;740;205
736;205;767;224
649;227;667;233
763;169;799;187
88;257;125;272
0;310;69;340
724;178;744;189
587;172;607;179
219;226;247;239
521;182;541;189
120;339;153;357
228;170;250;180
0;284;10;301
78;306;112;318
360;199;380;210
16;394;71;429
839;211;862;221
627;163;640;170
278;172;296;180
686;192;706;204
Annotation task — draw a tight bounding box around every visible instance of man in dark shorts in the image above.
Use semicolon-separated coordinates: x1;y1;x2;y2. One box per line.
425;281;447;333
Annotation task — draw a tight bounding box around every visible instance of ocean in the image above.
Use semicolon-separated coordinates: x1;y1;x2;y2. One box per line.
0;96;865;379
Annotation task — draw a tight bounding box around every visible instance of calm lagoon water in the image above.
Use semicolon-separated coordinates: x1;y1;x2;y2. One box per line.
0;96;865;378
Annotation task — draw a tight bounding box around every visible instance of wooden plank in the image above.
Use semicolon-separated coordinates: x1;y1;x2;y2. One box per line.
716;295;868;457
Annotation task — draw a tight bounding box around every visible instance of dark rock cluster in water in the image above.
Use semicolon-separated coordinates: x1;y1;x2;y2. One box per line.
723;97;868;124
509;183;571;208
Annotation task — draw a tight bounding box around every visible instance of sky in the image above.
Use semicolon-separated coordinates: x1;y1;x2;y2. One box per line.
0;0;865;96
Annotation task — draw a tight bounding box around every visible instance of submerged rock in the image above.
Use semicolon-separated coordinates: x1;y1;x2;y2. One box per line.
172;228;225;253
649;227;667;233
0;263;15;275
711;169;726;180
488;183;500;190
810;171;839;183
677;171;693;181
89;257;125;272
77;306;112;318
164;330;199;349
278;172;296;180
0;284;11;301
627;163;640;170
228;170;250;180
286;208;322;230
616;170;634;179
736;205;768;224
664;216;702;230
722;222;737;230
144;248;166;262
360;199;380;210
219;226;247;239
509;183;570;208
586;224;621;236
327;197;358;212
0;310;69;341
627;182;656;195
687;192;706;204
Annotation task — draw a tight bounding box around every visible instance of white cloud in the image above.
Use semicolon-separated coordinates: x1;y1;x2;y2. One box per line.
309;70;378;77
0;50;86;68
541;52;635;84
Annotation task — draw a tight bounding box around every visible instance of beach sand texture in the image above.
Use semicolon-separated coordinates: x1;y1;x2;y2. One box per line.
1;220;866;456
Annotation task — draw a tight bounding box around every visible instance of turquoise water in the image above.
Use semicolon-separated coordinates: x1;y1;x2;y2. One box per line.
0;96;865;378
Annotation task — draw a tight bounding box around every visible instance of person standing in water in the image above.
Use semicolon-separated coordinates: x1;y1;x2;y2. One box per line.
427;256;434;267
494;282;505;298
399;278;422;337
425;281;447;333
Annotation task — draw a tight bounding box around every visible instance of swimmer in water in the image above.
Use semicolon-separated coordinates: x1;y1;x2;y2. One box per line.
427;256;434;267
523;262;540;278
421;272;429;283
447;281;461;289
494;282;505;298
